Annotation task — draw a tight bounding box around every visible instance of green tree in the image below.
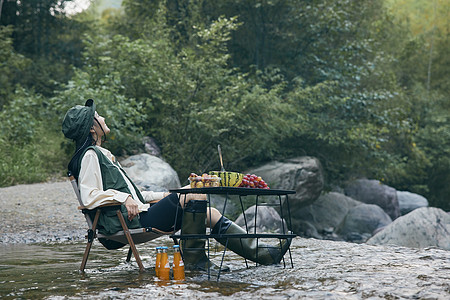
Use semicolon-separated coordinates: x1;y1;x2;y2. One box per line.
57;5;295;179
0;26;29;108
0;0;87;97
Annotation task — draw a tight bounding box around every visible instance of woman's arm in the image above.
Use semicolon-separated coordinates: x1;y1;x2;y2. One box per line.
78;150;131;209
141;190;168;203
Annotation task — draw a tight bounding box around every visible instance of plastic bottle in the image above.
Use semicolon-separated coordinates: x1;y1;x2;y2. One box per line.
159;246;170;280
172;245;185;280
155;246;162;277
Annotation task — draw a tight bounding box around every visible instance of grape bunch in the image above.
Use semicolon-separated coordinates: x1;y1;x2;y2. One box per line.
239;174;270;189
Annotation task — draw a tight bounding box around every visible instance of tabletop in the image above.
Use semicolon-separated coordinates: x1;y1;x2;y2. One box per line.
169;187;296;196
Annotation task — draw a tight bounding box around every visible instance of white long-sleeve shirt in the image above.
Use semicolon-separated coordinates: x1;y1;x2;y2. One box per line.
78;146;165;212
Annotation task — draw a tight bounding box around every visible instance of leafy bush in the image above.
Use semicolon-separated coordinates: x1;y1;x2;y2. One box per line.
0;89;66;186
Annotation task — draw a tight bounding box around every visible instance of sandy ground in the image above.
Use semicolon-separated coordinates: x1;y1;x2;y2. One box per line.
0;181;86;244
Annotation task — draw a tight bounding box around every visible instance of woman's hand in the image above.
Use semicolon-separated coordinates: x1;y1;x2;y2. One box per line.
125;196;139;221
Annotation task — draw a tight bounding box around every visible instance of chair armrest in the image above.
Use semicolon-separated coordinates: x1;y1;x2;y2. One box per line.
78;202;122;211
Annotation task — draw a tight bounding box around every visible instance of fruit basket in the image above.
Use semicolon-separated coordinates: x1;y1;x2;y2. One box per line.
188;173;221;188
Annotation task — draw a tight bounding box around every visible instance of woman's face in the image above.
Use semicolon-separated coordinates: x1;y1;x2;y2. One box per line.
93;111;110;138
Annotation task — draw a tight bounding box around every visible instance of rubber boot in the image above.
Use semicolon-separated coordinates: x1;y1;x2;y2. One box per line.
180;200;229;272
213;216;292;265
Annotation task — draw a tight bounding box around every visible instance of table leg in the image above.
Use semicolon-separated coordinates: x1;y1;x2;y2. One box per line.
238;195;249;268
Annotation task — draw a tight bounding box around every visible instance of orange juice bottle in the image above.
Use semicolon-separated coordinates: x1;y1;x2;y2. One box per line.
155;247;162;277
159;246;170;280
172;245;185;280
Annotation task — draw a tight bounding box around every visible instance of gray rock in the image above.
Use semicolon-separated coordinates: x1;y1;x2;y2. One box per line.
344;179;400;220
367;207;450;250
248;156;324;210
120;153;181;190
136;183;168;193
397;191;429;215
235;205;288;234
336;203;392;242
292;192;361;235
142;136;161;157
292;220;323;239
345;232;373;243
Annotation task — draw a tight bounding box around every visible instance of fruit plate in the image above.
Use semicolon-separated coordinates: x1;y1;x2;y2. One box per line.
188;174;221;188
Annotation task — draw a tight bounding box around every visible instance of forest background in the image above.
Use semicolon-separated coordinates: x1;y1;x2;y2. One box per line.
0;0;448;211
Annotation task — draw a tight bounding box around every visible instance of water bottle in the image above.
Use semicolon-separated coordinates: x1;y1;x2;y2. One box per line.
172;245;185;280
155;246;162;277
159;246;170;280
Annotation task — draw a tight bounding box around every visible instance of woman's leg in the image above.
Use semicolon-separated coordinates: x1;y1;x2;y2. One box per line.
139;193;183;232
138;192;221;231
177;186;206;208
205;207;222;228
211;216;292;265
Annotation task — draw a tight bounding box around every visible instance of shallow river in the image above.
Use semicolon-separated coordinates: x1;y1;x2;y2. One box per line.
1;237;449;299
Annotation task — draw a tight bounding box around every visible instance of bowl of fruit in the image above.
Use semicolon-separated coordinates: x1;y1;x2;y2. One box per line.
208;171;244;187
188;173;221;188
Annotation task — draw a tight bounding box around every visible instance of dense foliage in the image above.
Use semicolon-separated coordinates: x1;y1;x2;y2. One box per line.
0;0;448;210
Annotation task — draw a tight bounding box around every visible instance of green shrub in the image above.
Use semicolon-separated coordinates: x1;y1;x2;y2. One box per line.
0;89;68;187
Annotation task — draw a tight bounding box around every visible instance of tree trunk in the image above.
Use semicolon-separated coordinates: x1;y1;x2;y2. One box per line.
0;0;4;22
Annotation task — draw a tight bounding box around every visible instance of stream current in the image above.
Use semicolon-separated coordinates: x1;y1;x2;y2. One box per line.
1;237;449;299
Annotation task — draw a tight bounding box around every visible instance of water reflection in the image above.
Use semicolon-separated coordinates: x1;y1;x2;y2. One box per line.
1;238;449;299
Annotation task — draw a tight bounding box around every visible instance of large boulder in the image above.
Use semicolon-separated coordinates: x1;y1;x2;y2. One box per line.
292;192;361;236
120;153;181;191
344;179;400;220
366;207;450;250
235;205;288;234
209;194;241;219
336;204;392;243
397;191;429;215
248;157;324;210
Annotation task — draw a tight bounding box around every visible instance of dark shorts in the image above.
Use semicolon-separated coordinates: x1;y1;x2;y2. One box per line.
138;193;183;232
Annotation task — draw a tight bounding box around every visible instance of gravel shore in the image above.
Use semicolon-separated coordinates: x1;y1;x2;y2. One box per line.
0;181;86;244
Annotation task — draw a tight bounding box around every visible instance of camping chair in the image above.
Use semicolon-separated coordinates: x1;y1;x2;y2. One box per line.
69;174;175;272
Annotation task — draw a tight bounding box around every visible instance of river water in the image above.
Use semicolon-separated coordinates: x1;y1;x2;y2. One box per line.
1;237;449;299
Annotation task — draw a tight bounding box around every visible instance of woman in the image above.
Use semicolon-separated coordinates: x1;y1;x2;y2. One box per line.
62;99;291;272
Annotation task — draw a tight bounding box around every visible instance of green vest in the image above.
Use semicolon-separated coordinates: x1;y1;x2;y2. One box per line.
79;146;143;235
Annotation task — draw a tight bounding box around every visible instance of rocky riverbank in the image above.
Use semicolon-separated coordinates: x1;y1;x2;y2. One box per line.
0;181;86;244
1;175;448;252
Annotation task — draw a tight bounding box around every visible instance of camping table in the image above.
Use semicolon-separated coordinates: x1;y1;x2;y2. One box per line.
169;187;297;280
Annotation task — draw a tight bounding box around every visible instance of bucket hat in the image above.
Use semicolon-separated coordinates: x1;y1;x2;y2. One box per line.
62;99;96;147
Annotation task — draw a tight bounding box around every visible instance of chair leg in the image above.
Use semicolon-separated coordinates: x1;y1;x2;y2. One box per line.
80;210;101;272
80;235;93;272
126;247;133;262
116;210;145;272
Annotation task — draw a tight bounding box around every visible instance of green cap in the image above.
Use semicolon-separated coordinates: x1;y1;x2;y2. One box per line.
62;99;96;147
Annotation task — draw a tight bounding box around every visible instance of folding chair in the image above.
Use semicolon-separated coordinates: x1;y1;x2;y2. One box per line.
69;174;175;272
